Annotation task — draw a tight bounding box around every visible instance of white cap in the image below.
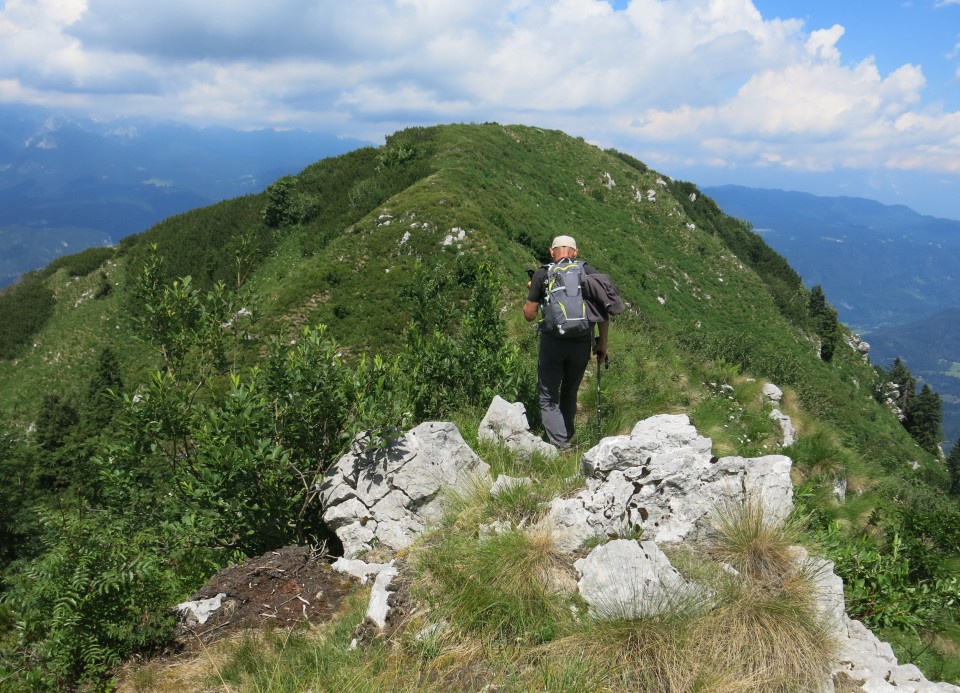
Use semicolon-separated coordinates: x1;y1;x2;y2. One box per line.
551;235;577;250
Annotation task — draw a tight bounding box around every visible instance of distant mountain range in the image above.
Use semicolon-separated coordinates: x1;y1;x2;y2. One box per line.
703;185;960;334
0;104;367;286
705;184;960;449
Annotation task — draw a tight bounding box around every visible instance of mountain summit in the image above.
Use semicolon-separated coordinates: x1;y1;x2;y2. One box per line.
1;123;958;689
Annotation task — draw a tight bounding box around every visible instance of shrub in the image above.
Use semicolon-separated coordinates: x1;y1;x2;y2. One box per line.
0;277;56;360
402;260;535;421
3;505;225;689
42;246;115;279
826;529;960;634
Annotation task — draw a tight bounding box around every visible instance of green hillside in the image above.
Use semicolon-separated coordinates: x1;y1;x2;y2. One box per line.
1;123;957;690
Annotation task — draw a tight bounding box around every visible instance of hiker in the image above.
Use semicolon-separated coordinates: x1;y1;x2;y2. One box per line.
523;235;609;451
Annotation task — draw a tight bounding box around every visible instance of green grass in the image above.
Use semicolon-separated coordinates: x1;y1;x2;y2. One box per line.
132;494;837;692
2;122;958;689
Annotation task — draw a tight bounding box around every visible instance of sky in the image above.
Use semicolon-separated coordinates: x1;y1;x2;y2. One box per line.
2;0;960;218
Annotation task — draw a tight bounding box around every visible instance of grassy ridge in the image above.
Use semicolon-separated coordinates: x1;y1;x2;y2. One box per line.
0;123;957;687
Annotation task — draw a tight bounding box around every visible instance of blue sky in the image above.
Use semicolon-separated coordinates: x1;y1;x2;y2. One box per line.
2;0;959;218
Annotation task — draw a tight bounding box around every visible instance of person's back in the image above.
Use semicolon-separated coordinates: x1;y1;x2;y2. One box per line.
523;235;609;450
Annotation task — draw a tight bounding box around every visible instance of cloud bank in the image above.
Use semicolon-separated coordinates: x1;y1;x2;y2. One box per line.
1;0;959;184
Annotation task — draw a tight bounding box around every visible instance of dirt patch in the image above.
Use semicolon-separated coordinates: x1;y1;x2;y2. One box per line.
174;545;357;648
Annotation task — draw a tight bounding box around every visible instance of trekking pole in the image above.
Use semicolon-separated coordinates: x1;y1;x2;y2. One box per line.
596;357;608;441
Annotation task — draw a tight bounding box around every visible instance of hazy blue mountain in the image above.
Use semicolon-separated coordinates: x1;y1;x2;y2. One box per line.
0;104;367;286
703;185;960;333
705;184;960;451
868;308;960;450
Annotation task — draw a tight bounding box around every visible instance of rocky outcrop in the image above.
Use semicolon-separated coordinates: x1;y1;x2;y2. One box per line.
543;414;793;551
314;402;958;691
771;407;797;447
846;333;871;362
478;395;556;459
319;421;491;558
574;539;700;619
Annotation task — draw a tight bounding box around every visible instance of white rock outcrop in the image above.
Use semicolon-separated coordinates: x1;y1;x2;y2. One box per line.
575;539;700;618
770;407;797;447
543;414;793;551
329;404;958;691
319;422;491;558
763;382;784;403
478;395;556;459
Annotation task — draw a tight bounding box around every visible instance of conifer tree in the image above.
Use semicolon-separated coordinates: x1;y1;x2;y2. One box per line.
34;394;79;453
947;438;960;495
808;285;840;362
905;384;943;455
85;348;124;432
887;357;916;413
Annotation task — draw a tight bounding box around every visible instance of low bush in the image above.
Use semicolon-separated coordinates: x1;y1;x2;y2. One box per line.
0;277;56;360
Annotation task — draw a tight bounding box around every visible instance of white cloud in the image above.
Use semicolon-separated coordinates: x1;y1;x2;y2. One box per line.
0;0;957;181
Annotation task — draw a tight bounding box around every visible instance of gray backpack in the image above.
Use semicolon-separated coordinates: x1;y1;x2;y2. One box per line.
540;258;591;338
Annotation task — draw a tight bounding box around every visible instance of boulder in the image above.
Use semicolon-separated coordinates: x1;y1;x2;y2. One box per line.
763;383;784;403
544;414;793;551
770;408;797;447
332;557;395;585
574;539;699;618
366;563;399;629
319;421;491;558
478;396;557;459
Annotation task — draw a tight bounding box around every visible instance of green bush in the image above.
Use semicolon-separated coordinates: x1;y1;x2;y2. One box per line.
0;277;56;360
827;529;960;634
3;505;226;689
42;246;115;279
402;260;535;420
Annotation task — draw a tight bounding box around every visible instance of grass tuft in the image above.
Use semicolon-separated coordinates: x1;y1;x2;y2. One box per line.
705;495;806;584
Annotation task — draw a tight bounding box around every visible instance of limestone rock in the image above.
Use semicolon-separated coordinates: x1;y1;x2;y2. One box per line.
770;407;797;447
366;563;399;629
830;603;960;691
544;414;793;551
763;383;784;403
332;557;395;585
575;539;699;618
846;333;871;361
478;395;557;459
319;421;491;558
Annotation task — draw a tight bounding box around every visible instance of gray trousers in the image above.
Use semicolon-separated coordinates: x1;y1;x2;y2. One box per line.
537;333;591;447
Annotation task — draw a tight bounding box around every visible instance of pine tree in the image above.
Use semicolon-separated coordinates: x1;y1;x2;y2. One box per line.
34;394;79;453
905;384;943;455
85;348;124;432
947;438;960;495
887;357;916;413
808;285;840;362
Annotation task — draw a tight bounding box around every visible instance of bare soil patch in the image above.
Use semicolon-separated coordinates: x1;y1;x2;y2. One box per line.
175;545;357;648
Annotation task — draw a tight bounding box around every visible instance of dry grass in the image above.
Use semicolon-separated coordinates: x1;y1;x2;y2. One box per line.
690;577;835;691
114;631;263;692
705;495;805;583
119;492;840;692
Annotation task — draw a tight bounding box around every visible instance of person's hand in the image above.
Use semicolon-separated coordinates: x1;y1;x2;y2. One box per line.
594;344;608;364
